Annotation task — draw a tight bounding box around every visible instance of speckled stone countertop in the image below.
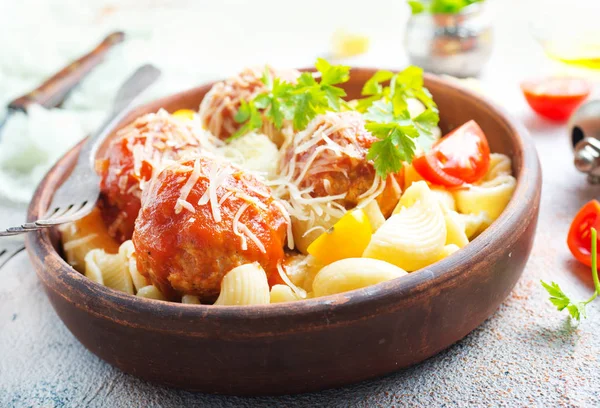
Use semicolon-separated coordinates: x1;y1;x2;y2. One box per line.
2;2;600;407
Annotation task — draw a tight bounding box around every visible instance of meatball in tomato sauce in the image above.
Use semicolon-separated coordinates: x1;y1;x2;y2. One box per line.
96;110;205;242
279;111;402;216
133;156;289;301
198;66;300;146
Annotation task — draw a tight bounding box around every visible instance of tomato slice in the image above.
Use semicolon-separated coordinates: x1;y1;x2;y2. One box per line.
568;200;600;267
412;120;491;187
521;77;591;122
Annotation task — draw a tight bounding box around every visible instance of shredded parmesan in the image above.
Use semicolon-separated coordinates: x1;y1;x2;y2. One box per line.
233;202;250;250
277;262;307;299
174;159;202;215
239;223;266;254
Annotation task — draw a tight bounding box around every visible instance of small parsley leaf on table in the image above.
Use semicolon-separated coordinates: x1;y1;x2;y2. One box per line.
542;227;599;321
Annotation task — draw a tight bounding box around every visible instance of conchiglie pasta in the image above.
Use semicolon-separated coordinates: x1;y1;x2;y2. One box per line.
312;258;407;297
270;284;301;303
84;249;134;294
214;263;270;306
60;208;119;272
362;199;386;232
437;244;460;261
283;254;324;292
431;188;456;212
182;294;201;304
364;197;446;272
456;212;491;239
136;285;167;301
394;180;437;213
445;211;469;248
292;210;342;254
454;175;516;221
484;153;512;181
219;132;280;179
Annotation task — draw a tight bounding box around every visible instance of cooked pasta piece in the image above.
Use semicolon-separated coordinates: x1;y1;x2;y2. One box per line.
84;248;134;294
291;208;342;255
362;200;386;232
457;212;492;239
60;208;119;272
436;244;460;261
214;263;270;306
219;132;280;179
136;285;167;301
312;258;407;297
445;211;469;248
270;284;301;303
365;189;446;271
484;153;512;181
118;240;150;291
283;254;324;291
182;295;201;304
431;188;456;212
394;180;436;213
454;175;516;221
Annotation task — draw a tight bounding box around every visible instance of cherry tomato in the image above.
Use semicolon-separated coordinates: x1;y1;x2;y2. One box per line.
521;77;591;122
567;200;600;267
412;120;491;187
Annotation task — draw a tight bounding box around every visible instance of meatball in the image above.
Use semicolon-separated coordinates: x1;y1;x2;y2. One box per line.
96;110;205;242
198;66;300;146
133;156;289;301
280;111;402;216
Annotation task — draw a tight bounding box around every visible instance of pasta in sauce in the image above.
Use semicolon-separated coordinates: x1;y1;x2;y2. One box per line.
60;64;516;305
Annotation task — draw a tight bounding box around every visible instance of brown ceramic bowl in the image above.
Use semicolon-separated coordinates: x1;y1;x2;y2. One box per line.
26;69;541;396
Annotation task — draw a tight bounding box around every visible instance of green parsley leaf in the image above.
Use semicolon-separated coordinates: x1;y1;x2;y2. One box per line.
360;67;439;178
315;58;350;86
407;0;425;14
541;227;600;321
362;70;394;96
230;99;263;141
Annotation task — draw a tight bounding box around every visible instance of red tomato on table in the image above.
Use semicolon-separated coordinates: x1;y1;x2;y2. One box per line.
521;77;591;122
568;200;600;267
412;120;491;187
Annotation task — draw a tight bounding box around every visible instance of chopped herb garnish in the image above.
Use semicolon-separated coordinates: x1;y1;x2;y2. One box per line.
542;227;599;321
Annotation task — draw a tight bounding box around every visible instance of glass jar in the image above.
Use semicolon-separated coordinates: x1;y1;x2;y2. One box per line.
404;3;493;78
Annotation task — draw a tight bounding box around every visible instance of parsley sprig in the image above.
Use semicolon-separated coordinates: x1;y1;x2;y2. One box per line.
408;0;484;15
230;58;350;141
231;61;440;178
541;227;599;321
359;67;439;177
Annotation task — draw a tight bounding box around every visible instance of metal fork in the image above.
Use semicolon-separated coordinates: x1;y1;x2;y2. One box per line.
0;64;161;237
0;239;26;269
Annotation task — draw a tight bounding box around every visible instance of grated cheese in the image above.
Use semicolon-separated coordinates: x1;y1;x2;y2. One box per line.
277;262;307;299
174;159;202;215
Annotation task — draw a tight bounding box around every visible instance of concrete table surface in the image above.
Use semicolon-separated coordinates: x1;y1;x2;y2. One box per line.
2;2;600;407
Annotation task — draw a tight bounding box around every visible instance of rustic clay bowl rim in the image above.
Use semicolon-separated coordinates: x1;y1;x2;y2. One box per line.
26;71;538;329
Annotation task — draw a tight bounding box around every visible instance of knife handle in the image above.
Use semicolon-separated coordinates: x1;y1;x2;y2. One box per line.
7;31;125;111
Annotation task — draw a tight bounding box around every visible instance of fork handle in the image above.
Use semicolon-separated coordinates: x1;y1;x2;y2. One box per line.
7;32;125;111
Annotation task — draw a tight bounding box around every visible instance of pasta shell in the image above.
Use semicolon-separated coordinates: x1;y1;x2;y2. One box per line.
484;153;512;181
445;211;469;248
60;208;119;272
454;175;516;221
395;180;435;213
312;258;407;297
214;263;270;306
182;295;201;304
270;284;301;303
84;249;134;295
456;212;491;239
362;199;386;232
136;285;167;301
431;188;456;213
364;196;446;272
436;244;460;261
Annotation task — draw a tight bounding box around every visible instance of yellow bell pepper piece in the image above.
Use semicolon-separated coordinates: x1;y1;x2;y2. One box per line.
172;109;196;120
307;209;372;265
